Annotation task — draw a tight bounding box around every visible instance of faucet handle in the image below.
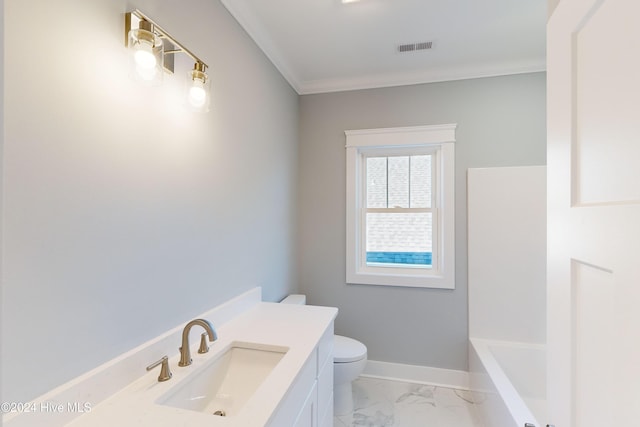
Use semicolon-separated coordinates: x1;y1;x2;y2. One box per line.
198;332;210;354
146;356;172;382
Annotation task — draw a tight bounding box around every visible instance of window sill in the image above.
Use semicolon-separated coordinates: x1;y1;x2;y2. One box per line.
346;269;454;289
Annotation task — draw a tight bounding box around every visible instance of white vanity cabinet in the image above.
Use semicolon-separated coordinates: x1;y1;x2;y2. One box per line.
315;324;334;427
267;322;334;427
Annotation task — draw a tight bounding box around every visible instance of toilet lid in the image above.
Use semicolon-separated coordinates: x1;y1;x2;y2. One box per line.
334;335;367;363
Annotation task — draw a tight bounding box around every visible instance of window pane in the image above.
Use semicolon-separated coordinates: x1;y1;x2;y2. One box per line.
367;155;432;209
366;212;432;267
366;157;387;208
388;156;410;208
410;155;432;208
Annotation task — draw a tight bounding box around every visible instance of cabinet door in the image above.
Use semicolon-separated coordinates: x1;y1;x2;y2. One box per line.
316;356;333;424
293;383;317;427
318;392;334;427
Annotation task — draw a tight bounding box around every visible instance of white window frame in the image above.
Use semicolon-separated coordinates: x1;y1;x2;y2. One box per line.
345;124;456;289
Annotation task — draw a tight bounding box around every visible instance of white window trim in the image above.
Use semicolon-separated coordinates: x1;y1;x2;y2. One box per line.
345;124;456;289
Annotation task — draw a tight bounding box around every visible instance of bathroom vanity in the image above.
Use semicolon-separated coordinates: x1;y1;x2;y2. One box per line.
69;303;336;427
3;289;337;427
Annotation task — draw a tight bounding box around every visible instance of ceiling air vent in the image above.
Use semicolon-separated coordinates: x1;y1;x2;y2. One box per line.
397;41;434;53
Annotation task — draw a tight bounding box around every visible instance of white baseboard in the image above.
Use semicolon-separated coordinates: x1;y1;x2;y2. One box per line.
362;360;470;390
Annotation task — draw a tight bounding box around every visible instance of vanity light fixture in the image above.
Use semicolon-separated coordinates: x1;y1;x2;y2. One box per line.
125;10;211;112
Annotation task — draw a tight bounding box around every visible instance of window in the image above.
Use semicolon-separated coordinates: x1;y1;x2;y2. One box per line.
345;124;455;289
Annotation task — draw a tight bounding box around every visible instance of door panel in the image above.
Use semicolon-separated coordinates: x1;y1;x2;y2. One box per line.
574;0;640;205
573;260;614;426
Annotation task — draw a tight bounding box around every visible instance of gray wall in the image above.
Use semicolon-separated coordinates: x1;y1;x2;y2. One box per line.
298;73;546;371
2;0;298;402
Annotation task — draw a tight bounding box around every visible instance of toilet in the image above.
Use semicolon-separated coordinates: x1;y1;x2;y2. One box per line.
280;294;367;416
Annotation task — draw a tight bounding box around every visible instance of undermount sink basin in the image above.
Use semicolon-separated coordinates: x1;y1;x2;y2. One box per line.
158;342;288;417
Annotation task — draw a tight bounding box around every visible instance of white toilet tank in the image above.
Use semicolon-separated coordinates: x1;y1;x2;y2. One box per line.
280;294;306;305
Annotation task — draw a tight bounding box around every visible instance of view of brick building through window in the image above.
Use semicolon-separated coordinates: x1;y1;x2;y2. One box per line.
365;155;433;267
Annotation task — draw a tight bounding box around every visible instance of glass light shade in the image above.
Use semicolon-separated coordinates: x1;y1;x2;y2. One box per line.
128;27;163;85
186;65;211;112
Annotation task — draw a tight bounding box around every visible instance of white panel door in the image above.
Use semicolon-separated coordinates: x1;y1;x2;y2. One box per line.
547;0;640;426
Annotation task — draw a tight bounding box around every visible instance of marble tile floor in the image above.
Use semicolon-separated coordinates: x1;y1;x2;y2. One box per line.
334;377;483;427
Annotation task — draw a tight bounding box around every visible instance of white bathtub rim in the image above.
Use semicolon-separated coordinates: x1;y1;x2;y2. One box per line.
470;337;545;427
472;337;546;351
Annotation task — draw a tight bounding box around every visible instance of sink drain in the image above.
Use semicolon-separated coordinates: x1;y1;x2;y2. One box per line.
213;410;226;417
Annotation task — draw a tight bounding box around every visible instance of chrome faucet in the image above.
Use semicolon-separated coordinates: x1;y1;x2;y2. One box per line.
178;318;217;367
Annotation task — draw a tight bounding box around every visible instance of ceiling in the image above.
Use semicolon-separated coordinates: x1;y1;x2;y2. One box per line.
219;0;547;95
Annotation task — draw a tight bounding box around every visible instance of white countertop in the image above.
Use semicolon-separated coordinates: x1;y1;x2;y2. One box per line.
65;302;337;427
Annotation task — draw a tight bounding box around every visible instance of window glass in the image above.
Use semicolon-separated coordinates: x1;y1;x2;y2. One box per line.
388;156;410;208
366;157;387;208
410;155;432;208
365;212;433;267
364;154;434;268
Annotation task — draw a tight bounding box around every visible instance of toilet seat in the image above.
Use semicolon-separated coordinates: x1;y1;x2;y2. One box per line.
334;335;367;363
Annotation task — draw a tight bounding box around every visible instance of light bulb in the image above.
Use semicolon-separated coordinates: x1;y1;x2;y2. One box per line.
188;79;207;108
134;42;157;69
134;42;157;81
128;26;163;85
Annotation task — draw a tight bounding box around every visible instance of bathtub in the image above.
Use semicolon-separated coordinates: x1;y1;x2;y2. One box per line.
469;338;547;427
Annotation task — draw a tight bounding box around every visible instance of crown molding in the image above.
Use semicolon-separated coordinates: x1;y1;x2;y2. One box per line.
297;61;547;95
